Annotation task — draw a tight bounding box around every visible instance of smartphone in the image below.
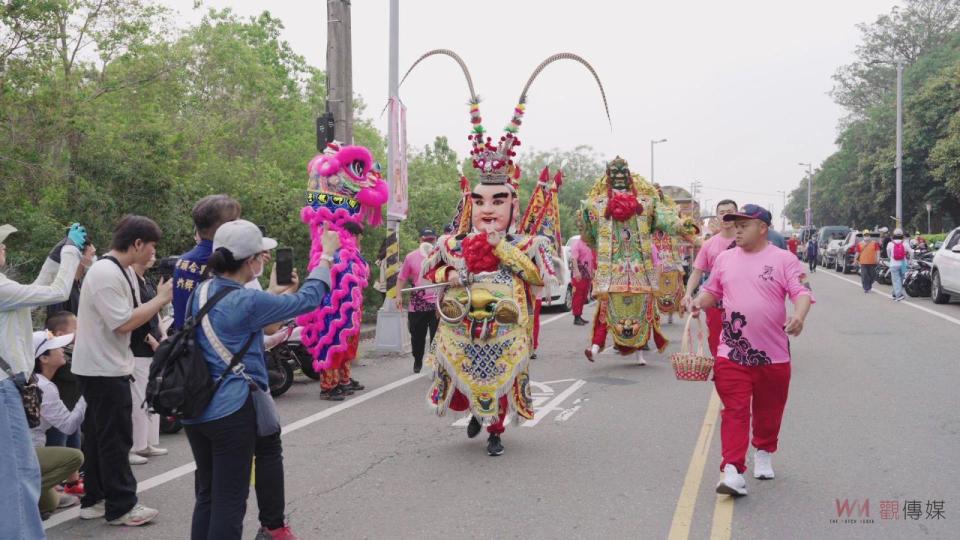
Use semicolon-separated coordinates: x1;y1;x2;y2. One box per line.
275;247;294;285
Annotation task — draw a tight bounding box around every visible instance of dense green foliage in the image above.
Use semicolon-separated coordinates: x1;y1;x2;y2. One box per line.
0;2;613;318
785;0;960;233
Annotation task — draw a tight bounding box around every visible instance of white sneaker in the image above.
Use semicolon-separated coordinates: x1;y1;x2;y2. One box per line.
79;501;105;520
129;453;148;465
636;350;647;366
108;504;159;527
57;493;80;509
716;464;748;496
135;445;168;457
753;449;775;479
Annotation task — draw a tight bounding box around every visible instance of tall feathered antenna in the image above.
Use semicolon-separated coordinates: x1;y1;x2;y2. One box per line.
399;49;477;100
517;52;612;130
399;49;484;234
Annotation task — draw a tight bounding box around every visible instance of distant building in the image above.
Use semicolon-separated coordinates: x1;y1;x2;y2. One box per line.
661;185;700;218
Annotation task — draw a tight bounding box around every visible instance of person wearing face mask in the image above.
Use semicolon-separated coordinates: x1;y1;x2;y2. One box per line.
181;219;337;540
886;228;914;302
31;331;86;518
396;228;440;374
128;256;167;465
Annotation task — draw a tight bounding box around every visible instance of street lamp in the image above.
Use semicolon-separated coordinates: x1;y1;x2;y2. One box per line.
867;59;905;227
777;190;787;231
650;138;667;183
926;202;932;234
798;162;813;229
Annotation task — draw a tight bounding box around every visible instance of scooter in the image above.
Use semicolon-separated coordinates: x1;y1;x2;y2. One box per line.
876;258;891;285
266;321;320;397
903;253;934;298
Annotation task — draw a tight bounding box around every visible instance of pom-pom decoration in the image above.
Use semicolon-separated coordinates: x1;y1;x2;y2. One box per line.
461;233;501;273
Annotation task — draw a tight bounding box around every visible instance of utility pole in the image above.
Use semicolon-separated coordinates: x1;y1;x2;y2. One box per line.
374;0;405;352
798;162;812;228
651;138;667;182
895;61;903;228
689;180;702;216
326;0;353;144
778;190;787;231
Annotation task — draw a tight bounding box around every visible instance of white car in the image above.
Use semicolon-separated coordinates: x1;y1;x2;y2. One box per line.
931;227;960;304
823;239;844;268
536;236;574;311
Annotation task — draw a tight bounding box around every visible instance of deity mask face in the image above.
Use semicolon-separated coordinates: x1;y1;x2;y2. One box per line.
471;183;517;234
607;157;632;191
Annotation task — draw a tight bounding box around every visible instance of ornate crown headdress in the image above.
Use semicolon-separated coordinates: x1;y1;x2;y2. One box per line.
400;50;612;232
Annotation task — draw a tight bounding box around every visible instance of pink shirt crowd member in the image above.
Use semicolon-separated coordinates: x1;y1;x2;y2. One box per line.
694;233;737;273
398;245;438;312
702;243;815;366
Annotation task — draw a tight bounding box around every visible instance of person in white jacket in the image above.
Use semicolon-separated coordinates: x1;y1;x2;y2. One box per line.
0;222;86;536
31;331;86;516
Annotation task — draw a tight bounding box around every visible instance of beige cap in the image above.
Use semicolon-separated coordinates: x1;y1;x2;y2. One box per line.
0;224;17;244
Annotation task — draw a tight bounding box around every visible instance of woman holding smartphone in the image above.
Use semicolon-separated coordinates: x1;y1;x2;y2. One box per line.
182;219;338;540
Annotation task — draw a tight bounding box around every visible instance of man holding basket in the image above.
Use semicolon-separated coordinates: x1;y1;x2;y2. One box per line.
689;205;814;497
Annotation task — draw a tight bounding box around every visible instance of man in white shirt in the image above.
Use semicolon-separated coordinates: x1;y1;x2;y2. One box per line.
0;223;84;537
72;215;172;527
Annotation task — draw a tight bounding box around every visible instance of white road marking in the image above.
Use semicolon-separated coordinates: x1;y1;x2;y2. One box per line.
44;372;425;530
555;405;582;422
48;311;577;530
449;379;588;428
523;379;588;427
818;271;960;327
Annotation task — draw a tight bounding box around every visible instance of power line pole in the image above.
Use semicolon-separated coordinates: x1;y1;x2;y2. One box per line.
326;0;353;143
374;0;405;352
651;138;667;183
895;61;903;229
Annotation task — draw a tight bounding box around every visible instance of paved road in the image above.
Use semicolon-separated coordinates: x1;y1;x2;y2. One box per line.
45;270;960;539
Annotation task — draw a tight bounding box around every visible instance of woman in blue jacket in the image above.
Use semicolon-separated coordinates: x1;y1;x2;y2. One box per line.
183;219;338;540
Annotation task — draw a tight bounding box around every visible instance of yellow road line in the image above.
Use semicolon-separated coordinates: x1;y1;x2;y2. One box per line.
667;389;722;540
710;490;735;540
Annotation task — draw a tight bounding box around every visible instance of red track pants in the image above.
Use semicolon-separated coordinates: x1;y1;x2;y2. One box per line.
714;357;791;474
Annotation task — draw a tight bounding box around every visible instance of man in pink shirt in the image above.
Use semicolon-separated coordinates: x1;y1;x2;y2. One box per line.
683;200;739;357
397;228;440;373
691;204;814;497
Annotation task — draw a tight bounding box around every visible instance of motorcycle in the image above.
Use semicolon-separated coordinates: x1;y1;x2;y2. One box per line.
266;321;320;397
159;414;182;434
903;253;934;298
876;258;891;285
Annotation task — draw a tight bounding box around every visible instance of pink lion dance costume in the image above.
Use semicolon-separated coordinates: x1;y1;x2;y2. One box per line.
297;143;388;393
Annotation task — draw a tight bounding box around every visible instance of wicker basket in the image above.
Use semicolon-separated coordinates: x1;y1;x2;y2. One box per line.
670;314;714;381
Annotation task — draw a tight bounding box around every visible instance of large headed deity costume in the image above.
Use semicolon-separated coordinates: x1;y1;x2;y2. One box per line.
580;157;689;363
401;50;609;451
297;143;388;372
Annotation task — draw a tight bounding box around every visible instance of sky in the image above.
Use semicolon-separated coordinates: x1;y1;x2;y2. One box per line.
166;0;902;228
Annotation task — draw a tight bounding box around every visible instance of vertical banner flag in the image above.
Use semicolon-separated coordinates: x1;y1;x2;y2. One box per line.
388;97;409;220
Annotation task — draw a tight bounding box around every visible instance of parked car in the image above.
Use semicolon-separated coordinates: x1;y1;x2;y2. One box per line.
931;226;960;304
816;226;851;266
823;238;845;268
835;230;866;274
537;236;574;311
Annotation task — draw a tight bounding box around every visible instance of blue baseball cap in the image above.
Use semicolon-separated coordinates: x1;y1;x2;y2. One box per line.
723;204;772;225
